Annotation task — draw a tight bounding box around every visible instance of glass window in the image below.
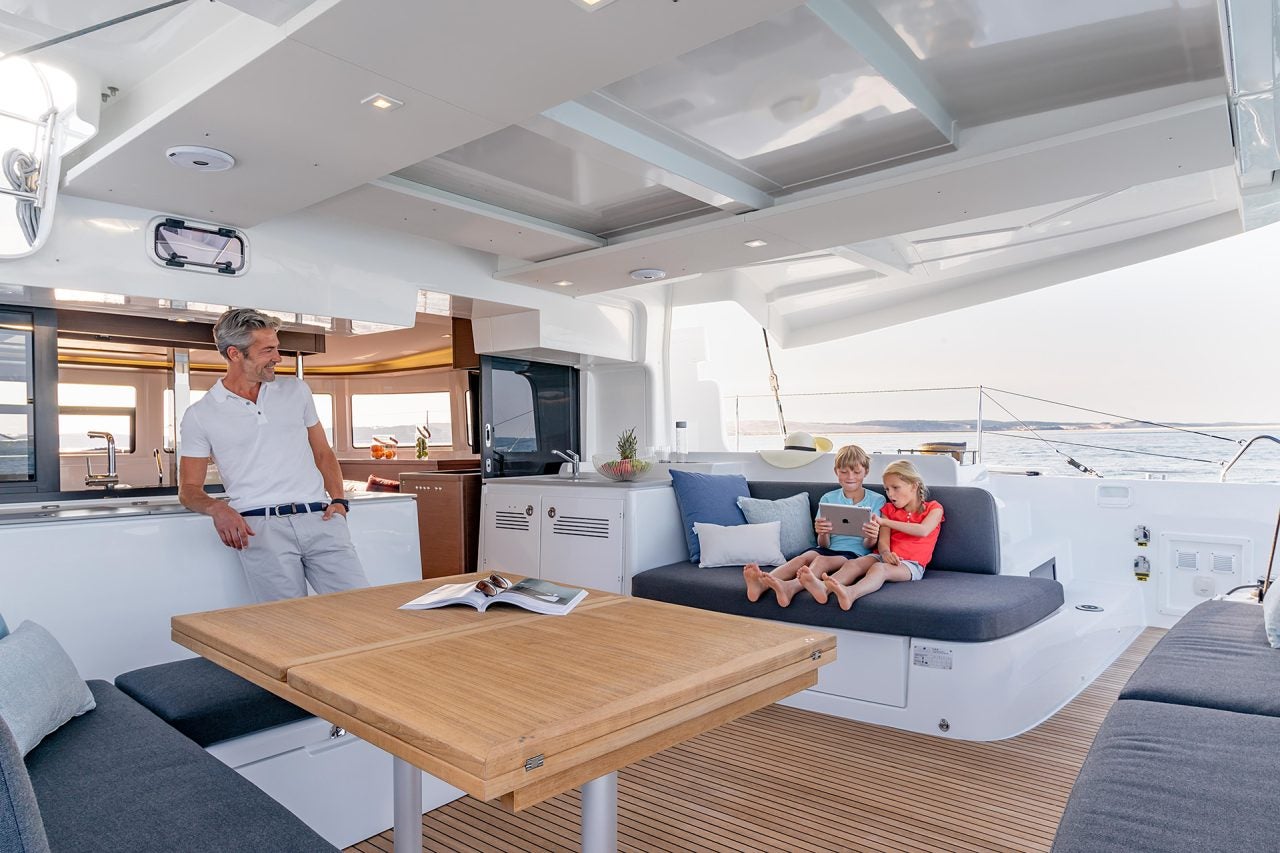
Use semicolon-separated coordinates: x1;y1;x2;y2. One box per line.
490;369;537;454
351;392;452;448
153;220;245;274
312;393;334;446
164;388;207;452
163;389;333;448
59;383;136;453
0;310;34;481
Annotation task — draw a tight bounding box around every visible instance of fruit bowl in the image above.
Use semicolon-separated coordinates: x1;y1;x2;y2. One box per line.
591;454;657;482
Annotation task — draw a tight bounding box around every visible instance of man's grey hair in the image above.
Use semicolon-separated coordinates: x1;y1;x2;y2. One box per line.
213;308;281;359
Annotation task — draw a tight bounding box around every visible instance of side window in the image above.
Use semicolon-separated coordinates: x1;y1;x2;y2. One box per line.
59;383;136;453
351;392;452;448
311;393;334;445
163;388;207;451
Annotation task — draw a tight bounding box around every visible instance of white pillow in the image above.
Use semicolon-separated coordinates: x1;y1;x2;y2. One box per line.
694;521;785;568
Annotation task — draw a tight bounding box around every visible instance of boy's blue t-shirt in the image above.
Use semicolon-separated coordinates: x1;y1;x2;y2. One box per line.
818;488;887;556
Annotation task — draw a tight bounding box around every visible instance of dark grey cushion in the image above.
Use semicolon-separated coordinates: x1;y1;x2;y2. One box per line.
115;657;312;747
1119;599;1280;716
26;681;337;853
0;717;49;853
747;482;1001;574
1051;699;1278;853
631;563;1063;642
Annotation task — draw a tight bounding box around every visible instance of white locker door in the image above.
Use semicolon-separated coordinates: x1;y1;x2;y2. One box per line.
538;496;625;592
481;493;541;576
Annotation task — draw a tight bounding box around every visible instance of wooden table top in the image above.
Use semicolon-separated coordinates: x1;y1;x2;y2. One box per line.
173;576;834;809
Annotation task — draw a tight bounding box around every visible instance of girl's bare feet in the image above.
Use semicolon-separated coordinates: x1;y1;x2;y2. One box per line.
743;563;766;602
824;575;855;610
761;573;800;607
797;565;828;604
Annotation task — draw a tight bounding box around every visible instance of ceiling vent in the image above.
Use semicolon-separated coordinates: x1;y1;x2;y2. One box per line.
165;146;235;172
629;268;667;282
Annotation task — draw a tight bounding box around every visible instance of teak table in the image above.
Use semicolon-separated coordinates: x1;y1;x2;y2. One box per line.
172;578;835;852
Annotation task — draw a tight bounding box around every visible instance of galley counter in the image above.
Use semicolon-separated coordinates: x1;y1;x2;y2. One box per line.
0;492;420;680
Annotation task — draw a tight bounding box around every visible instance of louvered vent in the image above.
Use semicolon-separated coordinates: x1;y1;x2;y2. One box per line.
1210;552;1236;574
494;510;530;532
552;514;610;539
1175;550;1198;570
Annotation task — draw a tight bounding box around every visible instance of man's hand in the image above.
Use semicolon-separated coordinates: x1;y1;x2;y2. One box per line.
322;502;348;521
212;503;254;550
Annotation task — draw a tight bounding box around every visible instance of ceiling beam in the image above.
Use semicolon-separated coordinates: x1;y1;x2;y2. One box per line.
806;0;954;143
830;240;914;276
539;100;776;212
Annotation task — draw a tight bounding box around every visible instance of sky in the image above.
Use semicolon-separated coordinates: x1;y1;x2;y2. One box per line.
673;220;1280;426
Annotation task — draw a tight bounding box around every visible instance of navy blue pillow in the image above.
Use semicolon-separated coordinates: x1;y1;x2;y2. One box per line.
669;470;750;562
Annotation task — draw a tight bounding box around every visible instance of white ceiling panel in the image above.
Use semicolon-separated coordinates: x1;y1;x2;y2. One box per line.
309;180;604;263
288;0;807;125
64;39;504;226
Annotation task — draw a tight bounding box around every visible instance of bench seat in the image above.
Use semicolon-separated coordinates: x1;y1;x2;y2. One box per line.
1051;698;1277;853
24;681;337;853
632;564;1063;642
115;657;312;747
1117;599;1280;717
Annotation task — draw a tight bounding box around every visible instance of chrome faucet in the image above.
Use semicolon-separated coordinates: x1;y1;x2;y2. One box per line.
550;449;580;479
85;431;119;489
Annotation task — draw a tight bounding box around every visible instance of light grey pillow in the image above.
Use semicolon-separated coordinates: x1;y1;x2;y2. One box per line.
738;492;817;559
0;622;96;756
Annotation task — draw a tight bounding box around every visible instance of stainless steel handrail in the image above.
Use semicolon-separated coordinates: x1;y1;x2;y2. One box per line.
1220;434;1280;482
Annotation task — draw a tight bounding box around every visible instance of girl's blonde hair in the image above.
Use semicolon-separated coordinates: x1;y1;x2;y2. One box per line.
833;444;871;472
882;460;927;503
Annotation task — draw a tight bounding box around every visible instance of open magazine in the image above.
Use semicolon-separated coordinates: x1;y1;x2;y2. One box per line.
399;574;588;616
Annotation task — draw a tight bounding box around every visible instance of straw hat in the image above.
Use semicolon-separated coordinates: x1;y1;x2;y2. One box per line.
758;431;834;468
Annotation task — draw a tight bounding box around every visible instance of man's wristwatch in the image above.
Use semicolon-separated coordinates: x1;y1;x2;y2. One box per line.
329;498;350;511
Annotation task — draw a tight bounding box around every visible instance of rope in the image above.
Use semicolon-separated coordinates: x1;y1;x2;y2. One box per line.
980;393;1100;475
988;431;1223;465
983;387;1241;444
3;149;39;246
733;385;979;399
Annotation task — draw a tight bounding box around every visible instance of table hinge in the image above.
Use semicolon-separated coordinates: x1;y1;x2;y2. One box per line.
810;650;822;661
524;754;545;772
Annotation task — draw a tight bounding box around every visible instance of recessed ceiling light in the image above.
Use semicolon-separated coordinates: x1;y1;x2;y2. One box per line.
554;280;573;287
165;145;235;171
569;0;618;9
441;333;452;338
744;239;768;248
361;93;404;111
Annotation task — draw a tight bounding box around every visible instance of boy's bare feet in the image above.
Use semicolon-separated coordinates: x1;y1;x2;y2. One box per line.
743;563;766;602
824;575;855;611
761;573;798;607
797;565;828;604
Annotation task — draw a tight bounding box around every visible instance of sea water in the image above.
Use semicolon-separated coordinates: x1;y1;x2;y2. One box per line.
732;427;1280;484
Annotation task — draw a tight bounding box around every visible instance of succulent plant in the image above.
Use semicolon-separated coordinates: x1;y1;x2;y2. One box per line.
616;426;638;460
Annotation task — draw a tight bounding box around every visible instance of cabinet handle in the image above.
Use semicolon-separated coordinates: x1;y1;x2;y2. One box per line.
547;506;556;518
484;424;492;448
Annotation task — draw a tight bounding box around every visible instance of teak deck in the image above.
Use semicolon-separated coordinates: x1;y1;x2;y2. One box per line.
345;628;1165;853
171;577;834;809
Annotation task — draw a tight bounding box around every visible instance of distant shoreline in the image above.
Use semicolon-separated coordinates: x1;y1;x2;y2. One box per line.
730;421;1280;436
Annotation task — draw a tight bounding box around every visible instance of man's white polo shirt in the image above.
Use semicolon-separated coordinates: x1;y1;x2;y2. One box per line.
179;377;327;512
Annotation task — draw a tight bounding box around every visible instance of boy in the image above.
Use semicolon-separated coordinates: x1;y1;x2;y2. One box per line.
744;444;886;607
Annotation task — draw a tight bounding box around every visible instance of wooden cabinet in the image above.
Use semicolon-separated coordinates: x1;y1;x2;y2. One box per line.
399;472;481;578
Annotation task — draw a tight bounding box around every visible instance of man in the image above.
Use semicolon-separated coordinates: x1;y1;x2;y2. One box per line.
178;307;369;602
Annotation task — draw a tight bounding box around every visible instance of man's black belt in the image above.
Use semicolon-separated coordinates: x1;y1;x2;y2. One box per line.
240;502;329;517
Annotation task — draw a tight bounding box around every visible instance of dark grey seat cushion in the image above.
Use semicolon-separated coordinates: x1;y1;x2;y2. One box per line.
0;717;49;853
1051;699;1278;853
748;482;1001;574
115;656;311;747
631;563;1063;641
1119;599;1280;716
25;681;337;853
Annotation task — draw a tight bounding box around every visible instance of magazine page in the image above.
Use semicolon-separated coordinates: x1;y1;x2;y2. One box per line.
398;582;487;611
496;578;588;616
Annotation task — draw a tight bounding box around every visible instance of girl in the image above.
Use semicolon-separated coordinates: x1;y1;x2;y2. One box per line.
743;444;884;607
800;460;944;611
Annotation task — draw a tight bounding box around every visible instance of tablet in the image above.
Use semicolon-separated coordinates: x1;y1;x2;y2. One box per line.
818;502;873;535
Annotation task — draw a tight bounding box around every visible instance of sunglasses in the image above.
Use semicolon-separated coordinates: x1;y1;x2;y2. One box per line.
474;573;512;597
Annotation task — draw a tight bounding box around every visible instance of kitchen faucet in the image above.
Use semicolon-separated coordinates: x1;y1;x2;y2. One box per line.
84;431;119;489
550;449;580;479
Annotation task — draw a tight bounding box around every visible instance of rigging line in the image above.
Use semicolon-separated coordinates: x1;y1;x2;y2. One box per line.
6;0;193;58
981;391;1101;476
989;431;1224;465
761;328;787;437
982;386;1240;443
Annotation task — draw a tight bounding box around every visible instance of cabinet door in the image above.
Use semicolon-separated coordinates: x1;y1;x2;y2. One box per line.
481;493;540;575
538;495;624;592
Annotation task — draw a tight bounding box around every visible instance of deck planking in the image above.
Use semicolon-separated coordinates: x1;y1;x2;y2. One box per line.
347;627;1162;853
